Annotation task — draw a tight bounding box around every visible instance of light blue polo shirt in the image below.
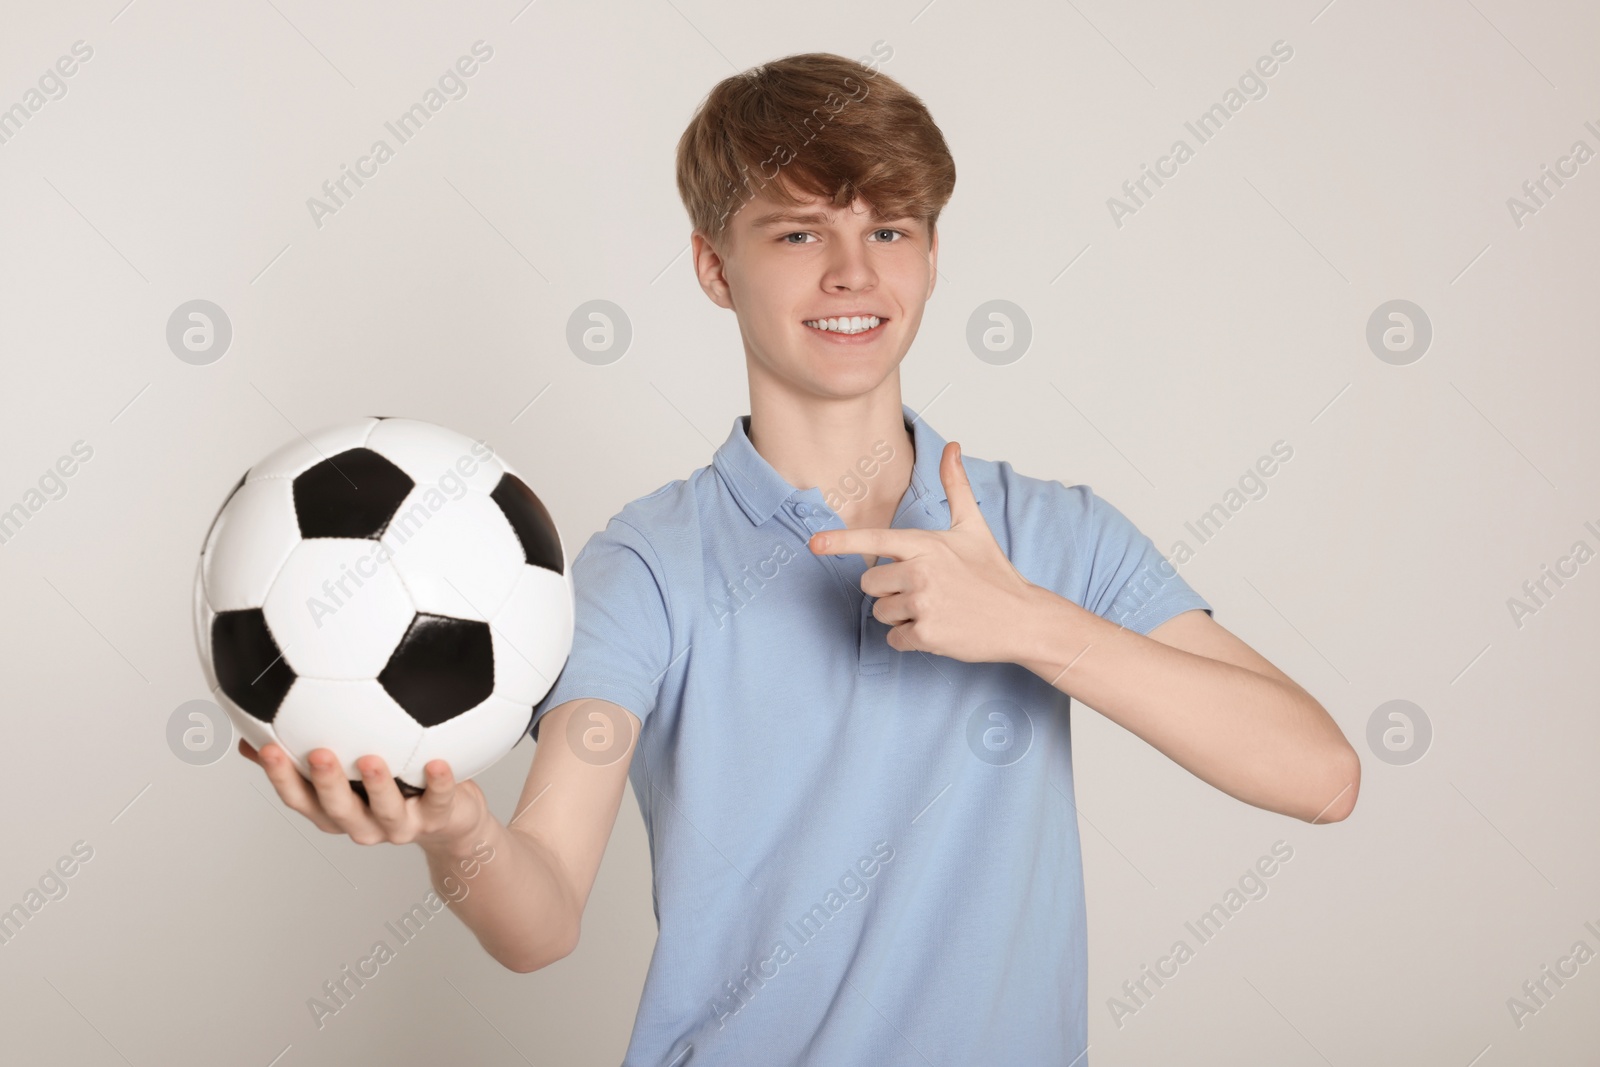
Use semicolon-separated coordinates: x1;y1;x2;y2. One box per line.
529;402;1211;1066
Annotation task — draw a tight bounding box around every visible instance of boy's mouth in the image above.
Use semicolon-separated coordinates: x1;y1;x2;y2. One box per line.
802;315;886;338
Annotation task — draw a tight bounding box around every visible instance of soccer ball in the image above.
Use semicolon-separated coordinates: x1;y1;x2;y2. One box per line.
192;416;573;799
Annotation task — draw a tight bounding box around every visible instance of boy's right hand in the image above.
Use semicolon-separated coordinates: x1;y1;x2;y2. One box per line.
241;738;489;850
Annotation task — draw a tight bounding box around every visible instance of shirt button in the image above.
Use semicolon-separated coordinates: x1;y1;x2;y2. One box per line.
794;503;811;516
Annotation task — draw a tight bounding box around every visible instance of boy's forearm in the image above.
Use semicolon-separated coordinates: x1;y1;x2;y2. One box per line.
1012;589;1358;823
423;807;579;973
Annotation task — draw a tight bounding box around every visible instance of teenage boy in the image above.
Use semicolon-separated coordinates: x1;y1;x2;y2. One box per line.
247;52;1360;1065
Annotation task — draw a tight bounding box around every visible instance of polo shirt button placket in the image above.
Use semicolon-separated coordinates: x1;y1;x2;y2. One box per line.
795;500;835;538
854;505;897;677
857;547;895;676
793;502;817;539
790;499;892;675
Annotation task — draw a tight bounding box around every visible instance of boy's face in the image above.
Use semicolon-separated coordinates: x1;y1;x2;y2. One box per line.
692;185;938;401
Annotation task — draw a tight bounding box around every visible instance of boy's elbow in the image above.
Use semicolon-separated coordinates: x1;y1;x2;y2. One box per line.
503;921;582;974
505;954;560;975
504;934;578;974
1306;742;1360;824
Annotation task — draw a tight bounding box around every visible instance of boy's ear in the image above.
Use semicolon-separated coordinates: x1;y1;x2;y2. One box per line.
691;230;736;311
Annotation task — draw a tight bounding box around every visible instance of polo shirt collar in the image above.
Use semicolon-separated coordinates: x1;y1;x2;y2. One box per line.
713;402;978;528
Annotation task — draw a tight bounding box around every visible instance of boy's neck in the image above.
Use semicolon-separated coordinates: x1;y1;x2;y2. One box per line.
745;387;916;527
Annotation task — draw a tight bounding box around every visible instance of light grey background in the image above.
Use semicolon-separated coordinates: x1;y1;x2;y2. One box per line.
1;1;1595;1064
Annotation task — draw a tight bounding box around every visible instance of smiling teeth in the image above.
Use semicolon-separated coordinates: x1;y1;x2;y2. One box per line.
805;316;881;334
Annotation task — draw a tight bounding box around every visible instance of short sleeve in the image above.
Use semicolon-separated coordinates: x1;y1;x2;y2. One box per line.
528;517;673;742
1073;485;1212;635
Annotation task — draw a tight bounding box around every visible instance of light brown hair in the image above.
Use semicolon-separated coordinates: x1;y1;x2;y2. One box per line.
675;50;957;250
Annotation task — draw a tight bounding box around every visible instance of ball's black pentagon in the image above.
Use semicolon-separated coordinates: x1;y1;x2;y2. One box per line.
211;608;296;722
378;613;495;727
490;473;563;574
292;447;414;540
350;777;426;804
200;473;247;555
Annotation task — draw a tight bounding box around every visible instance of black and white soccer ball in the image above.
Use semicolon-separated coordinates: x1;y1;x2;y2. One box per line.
192;417;573;799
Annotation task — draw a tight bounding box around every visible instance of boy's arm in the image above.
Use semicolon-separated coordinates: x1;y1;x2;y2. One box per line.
810;440;1359;825
1012;600;1360;824
422;697;640;973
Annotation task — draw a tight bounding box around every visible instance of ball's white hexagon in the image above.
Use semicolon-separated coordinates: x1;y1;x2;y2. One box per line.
247;418;381;482
384;488;525;621
262;539;416;679
365;418;504;494
202;478;301;612
491;565;575;706
401;693;531;785
212;685;282;756
271;677;424;783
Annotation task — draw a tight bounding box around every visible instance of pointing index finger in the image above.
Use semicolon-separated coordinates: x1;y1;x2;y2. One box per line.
808;527;923;560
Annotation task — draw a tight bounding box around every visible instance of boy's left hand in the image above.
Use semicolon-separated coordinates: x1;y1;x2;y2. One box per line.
808;441;1048;663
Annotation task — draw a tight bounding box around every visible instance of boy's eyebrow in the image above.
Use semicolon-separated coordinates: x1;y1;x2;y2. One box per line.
749;209;914;229
750;210;832;228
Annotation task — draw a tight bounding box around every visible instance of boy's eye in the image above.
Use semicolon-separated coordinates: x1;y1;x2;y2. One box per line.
781;229;905;244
